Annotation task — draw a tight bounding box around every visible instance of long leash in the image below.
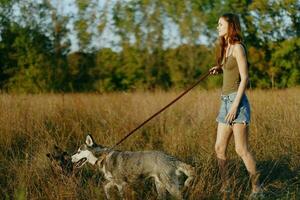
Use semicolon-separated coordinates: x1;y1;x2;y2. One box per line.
110;70;211;150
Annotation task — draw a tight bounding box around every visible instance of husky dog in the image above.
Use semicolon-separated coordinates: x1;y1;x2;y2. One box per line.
72;135;196;199
47;145;74;176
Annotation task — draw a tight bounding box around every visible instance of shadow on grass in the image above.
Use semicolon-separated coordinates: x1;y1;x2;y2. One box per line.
193;154;300;200
257;154;300;199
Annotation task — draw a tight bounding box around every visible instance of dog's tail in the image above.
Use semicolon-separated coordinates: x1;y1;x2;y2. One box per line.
176;162;196;189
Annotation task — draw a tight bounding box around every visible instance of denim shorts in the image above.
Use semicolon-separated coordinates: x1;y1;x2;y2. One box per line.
216;92;251;125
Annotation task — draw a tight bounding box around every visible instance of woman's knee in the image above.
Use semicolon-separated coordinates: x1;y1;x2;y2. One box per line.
215;144;226;158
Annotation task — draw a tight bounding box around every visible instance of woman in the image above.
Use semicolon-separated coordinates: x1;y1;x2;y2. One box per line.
209;13;262;196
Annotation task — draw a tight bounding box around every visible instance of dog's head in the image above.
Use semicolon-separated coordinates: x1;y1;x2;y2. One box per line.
46;145;73;176
71;134;108;168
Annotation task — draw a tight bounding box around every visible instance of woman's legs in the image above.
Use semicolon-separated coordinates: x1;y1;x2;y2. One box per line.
232;123;261;193
215;123;233;160
215;123;233;191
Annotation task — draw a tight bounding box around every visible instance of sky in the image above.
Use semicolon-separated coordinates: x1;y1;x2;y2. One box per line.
52;0;210;52
10;0;294;52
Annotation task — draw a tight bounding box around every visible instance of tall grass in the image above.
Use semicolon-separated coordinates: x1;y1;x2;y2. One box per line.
0;88;299;199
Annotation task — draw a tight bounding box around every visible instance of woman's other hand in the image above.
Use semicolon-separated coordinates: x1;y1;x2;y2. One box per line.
225;104;238;124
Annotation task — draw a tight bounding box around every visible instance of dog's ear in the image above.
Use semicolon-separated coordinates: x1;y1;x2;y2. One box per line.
63;152;71;159
46;153;53;161
85;134;94;147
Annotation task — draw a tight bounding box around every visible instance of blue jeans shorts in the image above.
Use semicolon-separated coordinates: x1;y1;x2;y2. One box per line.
216;92;251;125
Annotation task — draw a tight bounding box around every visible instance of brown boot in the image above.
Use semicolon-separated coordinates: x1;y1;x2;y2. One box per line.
249;172;263;198
217;158;230;193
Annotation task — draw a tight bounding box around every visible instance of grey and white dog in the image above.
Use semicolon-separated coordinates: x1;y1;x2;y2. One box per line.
71;135;196;199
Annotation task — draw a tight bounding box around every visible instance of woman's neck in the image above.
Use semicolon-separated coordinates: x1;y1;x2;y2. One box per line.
224;34;229;42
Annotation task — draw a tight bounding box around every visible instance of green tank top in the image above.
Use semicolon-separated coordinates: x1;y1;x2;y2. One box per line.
222;55;240;95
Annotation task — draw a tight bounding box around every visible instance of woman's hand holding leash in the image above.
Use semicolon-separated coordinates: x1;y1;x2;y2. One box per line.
209;66;222;75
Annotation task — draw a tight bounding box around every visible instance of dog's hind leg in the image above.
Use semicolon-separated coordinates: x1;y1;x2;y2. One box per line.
176;163;196;190
154;176;167;200
160;174;183;200
166;183;183;200
103;181;114;200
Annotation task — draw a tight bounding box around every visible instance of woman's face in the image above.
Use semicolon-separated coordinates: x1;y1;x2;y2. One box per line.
217;17;228;37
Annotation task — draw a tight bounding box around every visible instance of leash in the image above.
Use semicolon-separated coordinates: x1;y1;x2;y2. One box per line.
110;70;211;150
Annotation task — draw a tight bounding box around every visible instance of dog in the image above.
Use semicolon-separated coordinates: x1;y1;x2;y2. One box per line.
71;134;196;199
46;145;74;176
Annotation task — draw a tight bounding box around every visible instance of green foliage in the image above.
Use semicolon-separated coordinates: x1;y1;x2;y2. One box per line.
0;0;299;93
270;37;300;87
0;23;54;93
66;52;95;91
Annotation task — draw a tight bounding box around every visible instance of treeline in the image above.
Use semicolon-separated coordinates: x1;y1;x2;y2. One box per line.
0;0;299;93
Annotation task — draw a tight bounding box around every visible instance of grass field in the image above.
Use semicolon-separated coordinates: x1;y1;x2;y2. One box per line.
0;88;299;199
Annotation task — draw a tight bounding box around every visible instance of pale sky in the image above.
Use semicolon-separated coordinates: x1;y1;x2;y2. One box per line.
55;0;210;52
9;0;293;52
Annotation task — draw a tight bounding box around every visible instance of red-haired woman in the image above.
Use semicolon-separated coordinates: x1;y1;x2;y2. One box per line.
210;13;262;197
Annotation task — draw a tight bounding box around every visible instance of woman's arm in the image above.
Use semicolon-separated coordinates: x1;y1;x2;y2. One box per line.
232;43;249;107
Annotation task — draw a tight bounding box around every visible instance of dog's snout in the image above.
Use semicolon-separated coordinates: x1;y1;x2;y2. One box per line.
71;155;77;163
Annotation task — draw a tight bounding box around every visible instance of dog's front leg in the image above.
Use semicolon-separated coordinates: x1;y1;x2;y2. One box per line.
116;182;127;200
103;181;114;200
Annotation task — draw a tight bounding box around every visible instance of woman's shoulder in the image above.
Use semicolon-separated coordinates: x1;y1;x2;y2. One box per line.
232;43;247;58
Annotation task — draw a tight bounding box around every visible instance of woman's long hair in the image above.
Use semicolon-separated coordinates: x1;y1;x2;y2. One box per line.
216;13;244;67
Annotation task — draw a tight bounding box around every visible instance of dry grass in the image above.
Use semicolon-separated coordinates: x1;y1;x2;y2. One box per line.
0;88;299;199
